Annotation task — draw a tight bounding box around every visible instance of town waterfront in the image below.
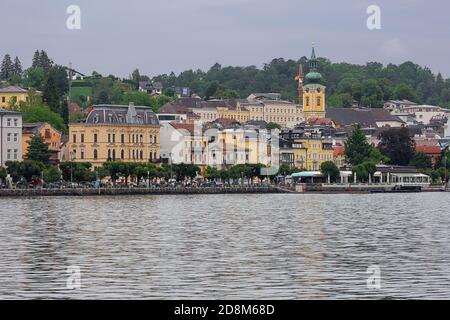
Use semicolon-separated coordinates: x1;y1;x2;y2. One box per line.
0;193;449;299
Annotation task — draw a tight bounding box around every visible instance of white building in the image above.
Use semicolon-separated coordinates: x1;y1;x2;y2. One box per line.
0;111;23;167
393;105;449;125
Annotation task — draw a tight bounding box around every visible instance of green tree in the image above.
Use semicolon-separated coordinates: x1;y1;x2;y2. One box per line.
0;167;7;182
344;126;373;166
0;54;13;80
378;127;415;166
102;161;124;185
20;102;66;133
12;56;22;77
6;160;45;182
25;134;52;165
43;166;61;183
320;161;340;182
59;162;94;182
410;152;432;169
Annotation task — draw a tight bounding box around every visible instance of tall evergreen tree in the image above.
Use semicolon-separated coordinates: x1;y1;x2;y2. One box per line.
0;54;13;80
39;50;53;71
12;56;22;76
61;99;69;125
32;50;41;68
25;134;52;165
345;125;373;166
43;71;61;114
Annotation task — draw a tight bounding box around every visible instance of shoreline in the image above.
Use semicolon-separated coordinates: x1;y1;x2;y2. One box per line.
0;185;446;197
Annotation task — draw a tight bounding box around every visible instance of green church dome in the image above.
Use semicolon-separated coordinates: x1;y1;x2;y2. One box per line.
305;71;322;82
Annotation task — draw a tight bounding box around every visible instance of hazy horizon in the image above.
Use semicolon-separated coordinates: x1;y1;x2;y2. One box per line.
2;0;449;78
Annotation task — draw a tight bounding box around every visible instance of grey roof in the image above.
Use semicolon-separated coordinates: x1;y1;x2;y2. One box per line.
0;110;22;116
0;85;28;93
326;108;404;127
248;93;281;100
85;104;159;125
139;81;163;91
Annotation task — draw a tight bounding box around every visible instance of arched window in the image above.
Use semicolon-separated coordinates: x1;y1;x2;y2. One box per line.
140;150;143;160
121;149;124;160
94;149;98;160
140;135;143;143
112;149;116;160
107;149;111;160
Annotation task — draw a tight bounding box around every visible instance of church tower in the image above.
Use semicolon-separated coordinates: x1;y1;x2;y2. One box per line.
303;44;326;120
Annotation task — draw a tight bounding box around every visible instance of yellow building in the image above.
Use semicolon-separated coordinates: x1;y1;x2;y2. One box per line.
216;103;250;123
292;137;333;171
244;100;303;127
0;85;28;110
68;103;160;169
303;46;326;120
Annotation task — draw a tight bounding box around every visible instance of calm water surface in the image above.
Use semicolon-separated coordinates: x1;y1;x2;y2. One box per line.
0;193;449;299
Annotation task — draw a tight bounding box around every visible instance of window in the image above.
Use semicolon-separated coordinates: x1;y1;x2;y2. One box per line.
121;149;124;159
81;134;85;143
108;134;111;143
317;97;321;107
154;136;157;144
108;149;111;160
112;134;116;143
73;134;76;143
7;133;11;142
140;150;143;160
13;133;18;142
14;149;18;160
140;135;143;143
94;134;98;143
112;149;116;160
154;152;157;161
306;97;310;107
14;119;18;127
121;134;125;144
150;152;153;161
94;149;98;160
7;119;11;126
80;149;85;160
1;97;5;103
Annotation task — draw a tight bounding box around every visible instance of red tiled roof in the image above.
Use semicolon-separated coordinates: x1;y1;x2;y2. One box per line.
333;146;345;157
415;146;441;155
306;117;334;126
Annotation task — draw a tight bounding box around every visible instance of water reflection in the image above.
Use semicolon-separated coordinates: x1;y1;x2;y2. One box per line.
0;193;449;299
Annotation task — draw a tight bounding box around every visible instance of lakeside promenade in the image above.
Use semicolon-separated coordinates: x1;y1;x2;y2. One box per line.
0;185;286;197
0;184;446;197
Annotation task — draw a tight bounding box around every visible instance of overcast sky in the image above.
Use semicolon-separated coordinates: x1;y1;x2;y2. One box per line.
2;0;449;77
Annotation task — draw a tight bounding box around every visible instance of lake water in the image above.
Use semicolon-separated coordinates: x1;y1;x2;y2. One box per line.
0;193;449;299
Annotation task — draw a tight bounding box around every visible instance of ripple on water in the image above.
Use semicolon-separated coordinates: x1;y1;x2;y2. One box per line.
0;193;450;299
